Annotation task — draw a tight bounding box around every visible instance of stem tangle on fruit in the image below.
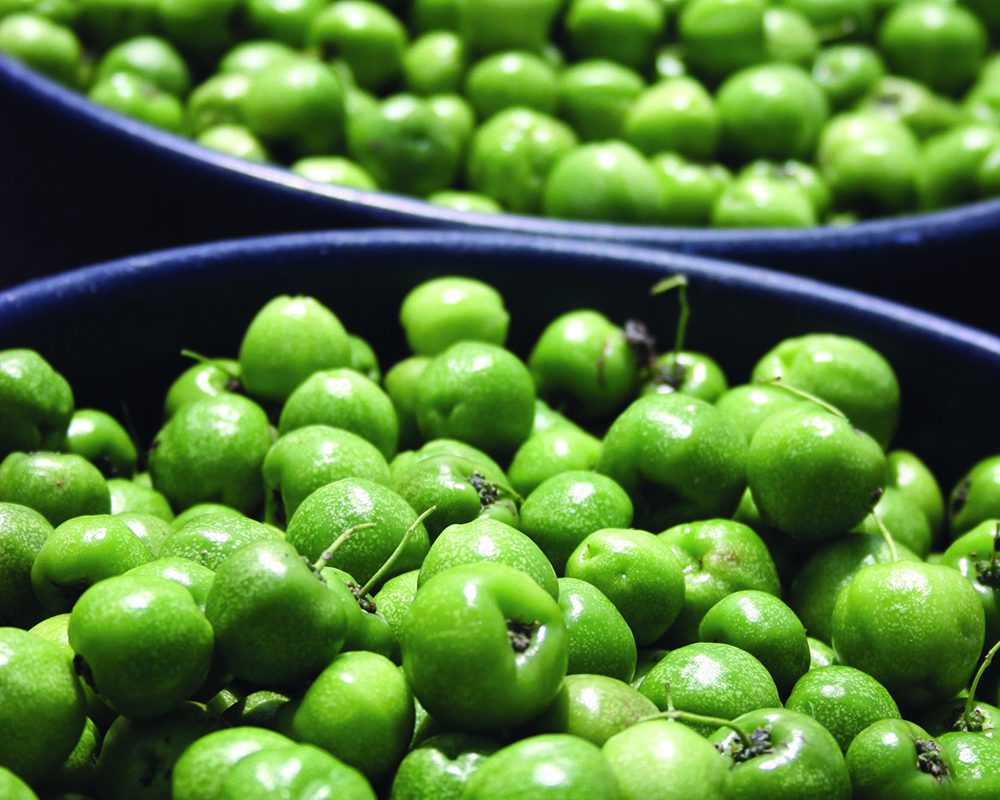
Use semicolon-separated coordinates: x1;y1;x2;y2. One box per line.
962;639;1000;733
638;683;757;753
179;348;240;382
759;377;850;421
974;524;1000;589
356;506;437;598
312;523;378;573
470;471;500;507
622;319;658;371
869;509;899;563
650;274;690;356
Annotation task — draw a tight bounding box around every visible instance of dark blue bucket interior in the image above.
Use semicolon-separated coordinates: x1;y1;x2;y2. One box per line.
2;56;998;331
0;230;996;489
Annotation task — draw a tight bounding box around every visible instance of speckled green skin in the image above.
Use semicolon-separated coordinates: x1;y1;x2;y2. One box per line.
786;666;900;753
747;407;886;542
752;333;900;448
520;471;632;574
462;734;619;799
557;577;636;682
205;539;350;687
63;409;136;478
286;478;429;588
0;502;51;626
384;357;431;450
31;514;152;613
941;519;1000;646
832;561;986;710
466;107;577;213
791;533;920;644
699;590;809;698
854;486;932;557
808;637;836;669
888;450;945;541
0;628;85;787
532;674;656;746
598;394;747;530
373;569;419;657
108;479;173;521
148;393;271;514
241;59;346;156
604;719;730;800
237;295;350;404
217;744;375;799
659;518;780;644
0;349;73;457
171;727;293;800
508;428;603;498
846;720;954;799
69;575;213;718
323;566;396;660
283;652;413;785
390;450;517;540
126;557;215;610
279;369;398;459
528;309;637;421
415;342;535;459
543;141;664;223
400;277;509;357
714;382;812;442
163;359;240;419
402;562;567;731
160;512;279;570
308;2;406;92
419;518;557;598
640;643;779;732
939;731;1000;795
717;63;829;161
711;708;851;799
950;456;1000;538
389;733;498;800
625;77;718;160
566;528;685;646
0;452;109;527
263;425;390;526
95;704;224;800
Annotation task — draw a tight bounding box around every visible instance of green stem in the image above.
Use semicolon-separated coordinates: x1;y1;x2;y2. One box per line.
964;639;1000;731
312;523;376;572
869;509;899;563
650;275;689;355
356;506;436;598
640;709;753;750
180;349;239;378
760;378;849;421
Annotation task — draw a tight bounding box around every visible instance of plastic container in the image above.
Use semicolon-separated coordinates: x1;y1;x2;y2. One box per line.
0;229;997;488
2;56;999;330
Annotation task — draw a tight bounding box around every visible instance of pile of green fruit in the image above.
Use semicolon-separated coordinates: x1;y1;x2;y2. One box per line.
3;0;1000;227
2;274;1000;799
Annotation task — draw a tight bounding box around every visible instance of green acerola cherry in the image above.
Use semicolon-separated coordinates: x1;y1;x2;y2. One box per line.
624;77;719;161
148;393;272;514
0;502;51;626
68;574;214;718
0;452;110;527
95;35;190;96
461;734;619;799
832;561;986;710
699;590;809;698
163;358;240;418
659;518;781;644
557;576;637;682
0;12;82;85
564;527;685;646
263;425;390;527
307;1;407;93
530;674;657;746
639;643;781;734
598;393;748;530
238;295;351;404
941;520;1000;645
845;719;955;799
278;369;398;460
507;427;603;498
399;277;510;356
0;349;74;457
388;733;498;800
292;156;378;189
415;342;535;459
746;407;886;542
785;666;901;753
65;409;137;478
951;456;1000;538
170;727;295;800
887;449;945;542
556;59;643;141
160;512;280;570
464;50;558;119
